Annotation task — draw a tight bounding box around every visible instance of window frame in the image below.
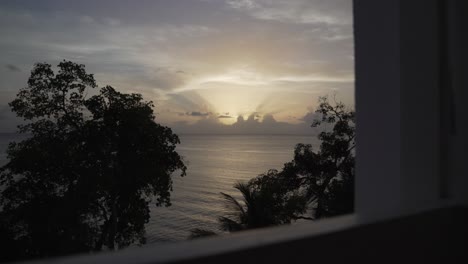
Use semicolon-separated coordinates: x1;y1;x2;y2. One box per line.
27;0;467;263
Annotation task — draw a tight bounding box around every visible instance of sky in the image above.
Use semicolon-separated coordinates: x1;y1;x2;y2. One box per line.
0;0;354;134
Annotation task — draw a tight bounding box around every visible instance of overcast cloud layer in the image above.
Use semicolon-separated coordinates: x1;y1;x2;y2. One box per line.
0;0;354;134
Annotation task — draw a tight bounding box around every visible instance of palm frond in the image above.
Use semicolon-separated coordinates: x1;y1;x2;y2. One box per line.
220;192;245;217
234;182;254;210
218;216;243;232
188;228;217;239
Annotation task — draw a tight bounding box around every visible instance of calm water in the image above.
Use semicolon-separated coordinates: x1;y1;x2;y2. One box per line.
0;134;319;243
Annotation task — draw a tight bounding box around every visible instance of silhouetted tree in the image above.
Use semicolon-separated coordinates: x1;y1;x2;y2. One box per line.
302;96;354;218
189;96;354;239
270;96;355;219
0;61;186;260
218;173;308;232
188;172;308;238
188;229;217;239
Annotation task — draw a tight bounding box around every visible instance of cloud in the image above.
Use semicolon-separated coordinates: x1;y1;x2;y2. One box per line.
0;104;22;132
79;15;95;24
226;0;352;25
186;111;212;117
226;0;258;10
0;8;218;93
0;1;354;133
172;70;354;94
262;113;276;124
103;17;121;26
5;64;21;72
302;26;352;42
152;67;189;90
300;111;321;123
165;92;216;116
167;94;203;111
0;105;9;120
171;112;321;135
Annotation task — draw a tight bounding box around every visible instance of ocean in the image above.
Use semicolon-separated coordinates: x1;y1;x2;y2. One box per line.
0;133;319;243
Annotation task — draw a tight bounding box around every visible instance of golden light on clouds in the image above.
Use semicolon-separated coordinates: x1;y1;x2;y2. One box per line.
0;0;354;134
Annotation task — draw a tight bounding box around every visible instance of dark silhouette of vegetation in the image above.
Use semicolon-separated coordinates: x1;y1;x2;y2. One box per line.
218;176;308;232
244;96;355;221
0;61;186;261
190;96;354;238
280;96;355;219
189;174;308;238
188;229;218;239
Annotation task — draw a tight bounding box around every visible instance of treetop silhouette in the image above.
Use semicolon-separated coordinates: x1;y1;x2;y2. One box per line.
0;61;187;261
190;96;354;238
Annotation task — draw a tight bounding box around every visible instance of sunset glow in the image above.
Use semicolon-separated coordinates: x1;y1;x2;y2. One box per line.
0;0;354;134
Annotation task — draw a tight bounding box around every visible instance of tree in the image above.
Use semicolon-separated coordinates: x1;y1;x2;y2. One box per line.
189;171;308;238
305;96;354;218
0;61;186;260
275;95;355;219
218;172;308;232
189;96;354;239
188;229;217;239
218;96;354;231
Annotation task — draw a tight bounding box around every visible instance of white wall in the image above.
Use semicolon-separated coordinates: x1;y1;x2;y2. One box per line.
399;0;441;213
354;0;403;221
355;0;468;222
449;0;468;206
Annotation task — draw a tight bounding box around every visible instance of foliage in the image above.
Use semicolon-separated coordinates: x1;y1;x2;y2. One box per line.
188;173;308;238
0;61;186;260
297;95;355;218
218;172;309;232
188;229;218;239
209;96;354;235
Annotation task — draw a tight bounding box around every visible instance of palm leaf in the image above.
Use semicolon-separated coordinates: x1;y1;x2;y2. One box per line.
188;228;217;239
234;182;254;210
219;192;245;218
218;216;243;232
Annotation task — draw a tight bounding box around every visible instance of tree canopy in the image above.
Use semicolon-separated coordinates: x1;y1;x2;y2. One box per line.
218;175;308;232
283;96;355;218
0;61;186;261
190;96;354;238
255;96;354;220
